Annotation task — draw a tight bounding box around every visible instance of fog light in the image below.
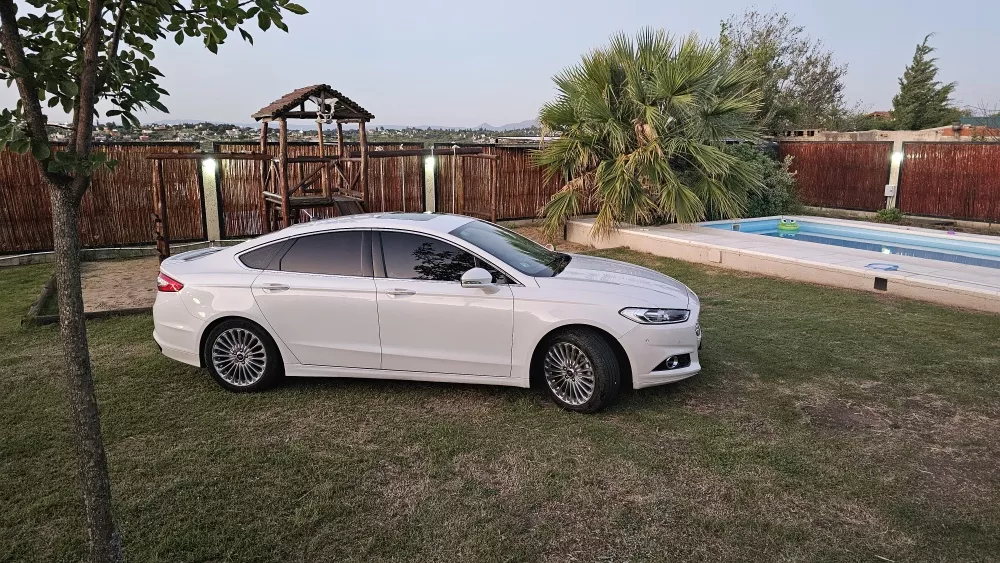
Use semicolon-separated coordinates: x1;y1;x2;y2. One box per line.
653;353;691;372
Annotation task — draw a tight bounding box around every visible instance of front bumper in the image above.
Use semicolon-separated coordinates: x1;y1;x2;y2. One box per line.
618;317;702;389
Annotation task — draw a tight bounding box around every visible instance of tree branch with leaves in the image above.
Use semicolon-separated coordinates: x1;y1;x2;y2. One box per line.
891;34;962;131
0;1;307;561
719;9;848;133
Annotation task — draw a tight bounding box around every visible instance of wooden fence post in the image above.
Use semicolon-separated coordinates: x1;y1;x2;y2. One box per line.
153;159;169;261
279;118;290;227
259;121;271;233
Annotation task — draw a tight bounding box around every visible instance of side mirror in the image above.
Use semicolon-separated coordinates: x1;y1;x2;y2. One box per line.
460;267;494;289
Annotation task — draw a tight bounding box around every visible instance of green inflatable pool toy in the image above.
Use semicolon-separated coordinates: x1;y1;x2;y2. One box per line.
777;218;800;232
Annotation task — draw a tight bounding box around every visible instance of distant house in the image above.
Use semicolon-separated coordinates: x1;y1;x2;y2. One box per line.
867;111;893;120
931;116;1000;138
495;136;558;146
960;116;1000;128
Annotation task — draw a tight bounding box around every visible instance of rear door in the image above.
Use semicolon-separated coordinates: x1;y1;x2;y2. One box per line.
372;230;514;377
251;230;381;369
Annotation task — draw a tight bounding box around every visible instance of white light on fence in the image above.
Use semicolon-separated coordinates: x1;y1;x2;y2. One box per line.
424;156;435;170
891;151;903;165
202;158;217;174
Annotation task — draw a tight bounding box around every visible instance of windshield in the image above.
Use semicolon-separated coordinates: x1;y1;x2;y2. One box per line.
449;220;570;277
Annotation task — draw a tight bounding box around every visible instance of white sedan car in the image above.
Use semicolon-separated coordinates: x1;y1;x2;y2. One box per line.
153;213;702;412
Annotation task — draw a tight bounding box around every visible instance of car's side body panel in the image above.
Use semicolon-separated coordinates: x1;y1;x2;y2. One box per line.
252;271;382;368
374;279;514;377
507;285;642;383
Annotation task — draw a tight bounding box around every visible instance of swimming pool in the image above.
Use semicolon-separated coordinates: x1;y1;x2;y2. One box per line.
705;217;1000;270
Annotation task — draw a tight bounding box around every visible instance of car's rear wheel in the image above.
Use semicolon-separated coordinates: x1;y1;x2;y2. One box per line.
542;328;620;412
204;319;281;392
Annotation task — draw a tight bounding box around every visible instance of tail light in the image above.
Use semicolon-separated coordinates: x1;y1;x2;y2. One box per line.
157;272;184;292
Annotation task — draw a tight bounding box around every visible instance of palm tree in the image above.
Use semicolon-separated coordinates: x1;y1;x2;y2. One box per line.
537;29;765;237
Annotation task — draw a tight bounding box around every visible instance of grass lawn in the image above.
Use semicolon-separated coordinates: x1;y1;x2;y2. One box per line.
2;250;999;562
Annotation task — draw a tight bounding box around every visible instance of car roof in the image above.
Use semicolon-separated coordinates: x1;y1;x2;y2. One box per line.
225;213;482;254
281;212;477;235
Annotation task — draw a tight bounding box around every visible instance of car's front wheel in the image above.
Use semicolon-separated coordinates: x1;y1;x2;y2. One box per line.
541;328;621;413
204;319;281;392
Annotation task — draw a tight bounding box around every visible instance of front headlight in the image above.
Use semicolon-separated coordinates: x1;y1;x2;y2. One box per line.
619;307;690;324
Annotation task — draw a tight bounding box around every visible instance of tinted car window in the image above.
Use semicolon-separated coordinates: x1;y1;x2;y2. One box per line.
279;231;365;276
449;220;568;277
239;242;282;270
380;232;476;282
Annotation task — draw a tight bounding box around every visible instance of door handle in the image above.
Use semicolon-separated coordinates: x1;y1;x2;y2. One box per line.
261;283;290;292
385;288;415;297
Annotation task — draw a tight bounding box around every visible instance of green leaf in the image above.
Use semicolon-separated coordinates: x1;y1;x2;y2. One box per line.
61;81;79;96
284;3;308;15
257;13;271;31
31;139;50;160
10;137;30;155
239;28;254;44
175;31;184;45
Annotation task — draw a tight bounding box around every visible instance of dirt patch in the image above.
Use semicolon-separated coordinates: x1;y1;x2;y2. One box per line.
81;257;159;312
801;399;889;432
512;225;591;253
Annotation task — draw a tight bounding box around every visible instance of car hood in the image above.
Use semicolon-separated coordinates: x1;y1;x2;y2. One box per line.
537;254;691;306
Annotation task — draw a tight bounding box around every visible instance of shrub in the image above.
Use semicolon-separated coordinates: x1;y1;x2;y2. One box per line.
722;143;797;218
875;207;903;223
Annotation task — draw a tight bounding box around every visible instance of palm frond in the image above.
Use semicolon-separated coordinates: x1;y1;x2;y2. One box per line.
537;28;767;235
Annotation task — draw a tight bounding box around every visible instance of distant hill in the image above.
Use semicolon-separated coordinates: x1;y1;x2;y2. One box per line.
474;119;539;131
152;119;257;127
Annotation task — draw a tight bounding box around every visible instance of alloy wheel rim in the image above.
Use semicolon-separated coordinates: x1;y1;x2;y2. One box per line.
211;328;267;386
543;341;596;406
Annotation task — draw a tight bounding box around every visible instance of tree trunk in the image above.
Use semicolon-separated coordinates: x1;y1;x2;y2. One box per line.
50;186;123;563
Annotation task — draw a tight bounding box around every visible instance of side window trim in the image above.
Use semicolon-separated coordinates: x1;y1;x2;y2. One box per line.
360;230;374;278
372;230;386;278
373;229;518;285
264;239;296;271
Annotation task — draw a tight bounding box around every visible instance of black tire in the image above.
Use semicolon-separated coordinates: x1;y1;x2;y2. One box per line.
540;328;621;413
203;319;282;392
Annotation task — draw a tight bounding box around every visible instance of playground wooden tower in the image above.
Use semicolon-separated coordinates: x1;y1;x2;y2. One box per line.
251;84;375;231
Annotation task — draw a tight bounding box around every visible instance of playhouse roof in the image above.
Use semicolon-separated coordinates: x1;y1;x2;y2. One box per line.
252;84;374;122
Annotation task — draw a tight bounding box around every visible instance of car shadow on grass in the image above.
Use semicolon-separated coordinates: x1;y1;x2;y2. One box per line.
267;369;704;416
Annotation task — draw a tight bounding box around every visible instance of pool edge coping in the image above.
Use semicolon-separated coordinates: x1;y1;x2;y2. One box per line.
566;218;1000;313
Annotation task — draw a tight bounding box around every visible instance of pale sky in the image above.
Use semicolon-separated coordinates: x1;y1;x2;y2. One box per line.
2;0;998;127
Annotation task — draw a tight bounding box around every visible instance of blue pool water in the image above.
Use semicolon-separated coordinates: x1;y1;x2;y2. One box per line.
705;218;1000;270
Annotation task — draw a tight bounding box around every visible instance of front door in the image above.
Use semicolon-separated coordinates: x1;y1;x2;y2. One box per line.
252;230;381;369
373;230;513;377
